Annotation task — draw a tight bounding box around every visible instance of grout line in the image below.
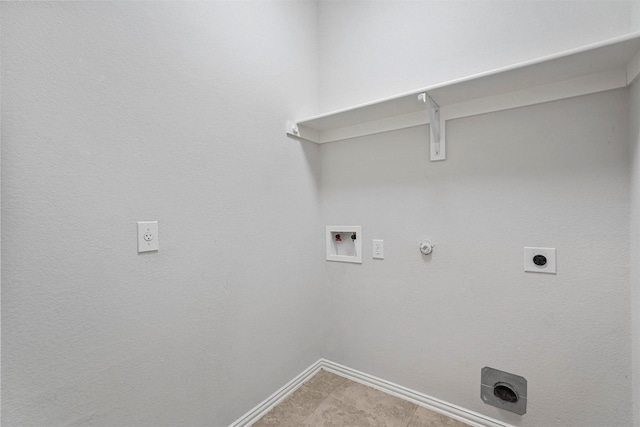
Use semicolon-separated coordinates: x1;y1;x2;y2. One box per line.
317;369;421;426
299;368;344;425
320;360;507;427
236;361;501;427
299;391;332;424
299;368;360;425
405;405;419;427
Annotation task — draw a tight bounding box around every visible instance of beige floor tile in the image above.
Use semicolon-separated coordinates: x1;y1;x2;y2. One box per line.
407;406;471;427
329;380;417;427
251;383;328;427
301;396;388;427
303;369;354;396
253;370;470;427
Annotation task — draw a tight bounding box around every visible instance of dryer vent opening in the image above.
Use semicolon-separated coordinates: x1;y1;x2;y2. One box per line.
493;382;518;403
481;367;527;415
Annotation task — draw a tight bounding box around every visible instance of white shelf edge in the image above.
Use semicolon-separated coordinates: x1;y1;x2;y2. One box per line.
310;110;428;144
444;68;628;121
286;31;640;157
290;68;627;144
295;31;640;125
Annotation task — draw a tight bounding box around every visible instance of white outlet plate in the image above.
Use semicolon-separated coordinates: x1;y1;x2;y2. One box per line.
524;247;556;274
373;239;384;259
138;221;159;253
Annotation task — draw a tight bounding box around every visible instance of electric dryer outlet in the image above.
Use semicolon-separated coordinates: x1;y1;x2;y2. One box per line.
524;247;556;274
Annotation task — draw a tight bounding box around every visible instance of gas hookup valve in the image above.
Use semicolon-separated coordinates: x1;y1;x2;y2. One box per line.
419;240;435;255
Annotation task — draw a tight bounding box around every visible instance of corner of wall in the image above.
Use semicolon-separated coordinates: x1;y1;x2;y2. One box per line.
630;78;640;427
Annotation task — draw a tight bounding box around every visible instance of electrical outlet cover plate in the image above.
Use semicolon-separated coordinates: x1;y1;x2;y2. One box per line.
524;247;556;274
138;221;159;253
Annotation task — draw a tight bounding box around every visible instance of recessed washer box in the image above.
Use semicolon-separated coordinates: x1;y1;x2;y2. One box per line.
326;226;362;263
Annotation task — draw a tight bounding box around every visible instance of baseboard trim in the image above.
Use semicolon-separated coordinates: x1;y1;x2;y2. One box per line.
229;358;512;427
320;359;511;427
228;359;323;427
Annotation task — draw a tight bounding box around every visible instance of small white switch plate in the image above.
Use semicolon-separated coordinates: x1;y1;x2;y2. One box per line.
524;247;555;274
138;221;159;253
373;239;384;259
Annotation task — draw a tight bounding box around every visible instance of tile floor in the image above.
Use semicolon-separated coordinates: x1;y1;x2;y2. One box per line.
252;369;470;427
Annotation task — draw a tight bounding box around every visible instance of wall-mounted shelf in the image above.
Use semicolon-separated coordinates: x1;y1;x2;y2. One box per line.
287;32;640;161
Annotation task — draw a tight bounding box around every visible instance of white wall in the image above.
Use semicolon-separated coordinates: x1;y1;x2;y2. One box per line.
1;2;324;426
321;90;631;427
318;2;634;426
630;78;640;427
319;0;635;111
633;0;640;31
2;1;638;426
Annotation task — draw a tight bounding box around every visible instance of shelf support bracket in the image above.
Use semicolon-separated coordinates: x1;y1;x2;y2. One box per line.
419;92;446;161
285;120;320;143
286;120;300;137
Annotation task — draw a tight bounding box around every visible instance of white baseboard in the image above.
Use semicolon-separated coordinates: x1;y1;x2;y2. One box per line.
229;359;512;427
228;359;324;427
320;359;511;427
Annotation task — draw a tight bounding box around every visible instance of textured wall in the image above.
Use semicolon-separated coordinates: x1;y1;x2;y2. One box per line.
321;90;631;427
318;0;635;111
2;2;638;426
1;2;323;426
318;2;633;426
630;78;640;427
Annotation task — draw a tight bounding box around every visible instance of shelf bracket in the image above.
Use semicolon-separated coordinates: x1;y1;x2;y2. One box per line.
419;92;446;161
286;120;300;137
285;120;321;143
